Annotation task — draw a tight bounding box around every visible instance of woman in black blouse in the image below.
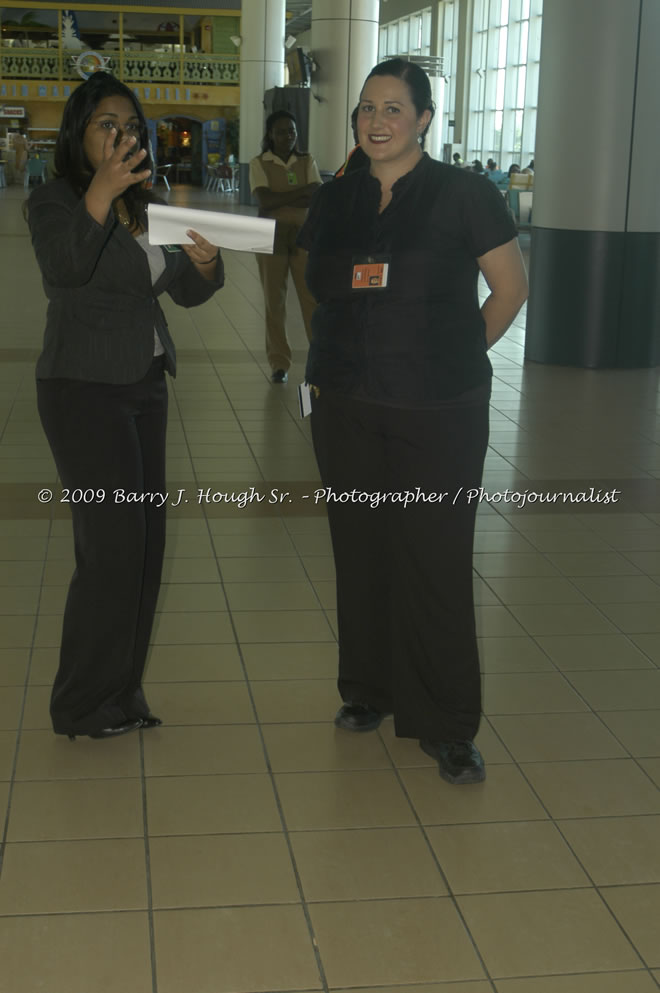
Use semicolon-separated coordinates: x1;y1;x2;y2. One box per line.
28;73;223;740
300;59;528;784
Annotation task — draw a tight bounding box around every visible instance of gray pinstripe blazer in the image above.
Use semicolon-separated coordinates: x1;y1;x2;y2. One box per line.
28;178;224;384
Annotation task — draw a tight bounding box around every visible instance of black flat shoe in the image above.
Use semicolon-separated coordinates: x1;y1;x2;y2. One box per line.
139;715;162;729
271;369;288;384
420;739;486;785
334;702;390;732
62;719;143;741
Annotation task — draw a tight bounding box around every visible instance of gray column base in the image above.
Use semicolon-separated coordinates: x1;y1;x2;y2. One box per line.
525;227;660;368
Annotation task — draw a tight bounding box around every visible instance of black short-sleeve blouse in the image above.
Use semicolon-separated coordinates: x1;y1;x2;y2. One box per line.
298;153;517;406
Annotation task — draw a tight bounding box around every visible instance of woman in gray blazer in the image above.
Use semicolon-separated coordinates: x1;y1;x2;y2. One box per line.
27;72;224;740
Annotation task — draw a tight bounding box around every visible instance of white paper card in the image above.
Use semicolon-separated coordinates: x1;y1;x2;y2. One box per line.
298;382;312;418
147;203;275;254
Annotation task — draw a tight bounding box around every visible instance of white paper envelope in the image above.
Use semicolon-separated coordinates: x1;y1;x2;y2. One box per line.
147;203;275;254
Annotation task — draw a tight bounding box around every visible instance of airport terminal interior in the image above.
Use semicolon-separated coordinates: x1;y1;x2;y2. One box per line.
1;0;660;990
1;176;660;992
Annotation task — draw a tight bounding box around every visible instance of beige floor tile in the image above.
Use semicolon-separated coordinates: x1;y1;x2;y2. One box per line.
145;680;254;725
0;561;44;585
0;535;47;560
33;613;64;648
400;765;546;825
486;577;588;604
262;723;392;772
146;772;281;835
427;820;589;893
242;642;337;679
144;643;244;682
478;636;555;673
0;684;24;729
224;580;320;610
218;555;308;581
473;532;536;553
160;558;221;583
484;673;587;714
155;582;227;612
509;604;617;636
150;833;299;908
36;585;67;613
153;905;322;993
639;757;660;788
0;647;29;685
558;816;660;885
457;889;641;977
572;575;660;603
379;717;512;766
251;678;339;723
150;610;235;645
309;898;485;986
521;758;660;817
290;827;447;901
630;633;660;664
233;609;335;643
347;985;491;993
0;586;40;614
0;615;36;649
275;770;416;829
0;729;17;780
207;517;288;535
473;553;561;577
598;712;660;756
601;884;660;967
7;778;143;841
490;713;627;762
566;671;660;710
534;633;653;670
0;912;152;993
546;553;642;576
494;972;658;992
14;728;141;780
0;838;147;914
300;555;336;581
213;533;297;557
597;603;660;633
142;724;267;776
26;646;58;685
475;605;528;636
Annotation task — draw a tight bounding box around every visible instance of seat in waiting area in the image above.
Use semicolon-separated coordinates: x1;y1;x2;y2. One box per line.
155;163;172;191
24;157;47;188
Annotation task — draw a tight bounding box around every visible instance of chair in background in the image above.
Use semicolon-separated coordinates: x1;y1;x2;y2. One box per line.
155;163;172;191
24;157;47;188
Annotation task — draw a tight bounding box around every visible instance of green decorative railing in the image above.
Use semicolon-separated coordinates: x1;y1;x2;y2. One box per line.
0;49;239;85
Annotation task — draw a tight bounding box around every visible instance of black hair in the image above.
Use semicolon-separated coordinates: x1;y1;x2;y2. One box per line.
261;110;302;155
472;159;484;173
54;71;154;228
361;58;436;149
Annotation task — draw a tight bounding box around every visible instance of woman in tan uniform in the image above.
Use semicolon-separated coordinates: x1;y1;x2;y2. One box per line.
250;111;321;383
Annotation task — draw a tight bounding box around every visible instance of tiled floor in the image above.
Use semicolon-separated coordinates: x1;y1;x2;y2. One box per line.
1;180;660;993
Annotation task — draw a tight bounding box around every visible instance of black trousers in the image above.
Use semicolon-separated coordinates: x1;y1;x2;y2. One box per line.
37;359;168;735
311;388;489;742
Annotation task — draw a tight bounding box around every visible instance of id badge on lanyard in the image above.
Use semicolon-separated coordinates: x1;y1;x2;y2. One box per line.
351;254;391;291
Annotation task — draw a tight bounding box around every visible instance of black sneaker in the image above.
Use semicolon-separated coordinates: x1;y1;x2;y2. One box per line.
271;369;288;384
335;702;390;732
420;739;486;785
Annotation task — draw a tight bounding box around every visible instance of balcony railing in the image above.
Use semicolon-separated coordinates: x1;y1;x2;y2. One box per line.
0;49;239;85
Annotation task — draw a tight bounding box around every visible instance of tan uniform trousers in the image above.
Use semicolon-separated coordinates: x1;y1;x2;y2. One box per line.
257;221;317;372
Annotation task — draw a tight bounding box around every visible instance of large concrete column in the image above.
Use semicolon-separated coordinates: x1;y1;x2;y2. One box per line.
308;0;380;173
525;0;660;368
238;0;286;202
